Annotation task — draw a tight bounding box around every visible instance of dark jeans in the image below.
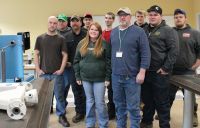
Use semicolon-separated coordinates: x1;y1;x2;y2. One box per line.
107;80;115;113
169;69;198;113
65;67;86;115
141;71;170;128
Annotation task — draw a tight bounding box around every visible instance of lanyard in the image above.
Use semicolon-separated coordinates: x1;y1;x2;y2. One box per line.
118;27;128;51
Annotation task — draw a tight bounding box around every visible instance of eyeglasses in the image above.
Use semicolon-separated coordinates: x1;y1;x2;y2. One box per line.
118;13;130;17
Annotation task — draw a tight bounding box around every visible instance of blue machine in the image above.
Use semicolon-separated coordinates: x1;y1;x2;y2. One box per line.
0;35;24;82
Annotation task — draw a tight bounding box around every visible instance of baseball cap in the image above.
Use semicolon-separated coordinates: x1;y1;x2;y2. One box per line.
117;7;132;15
57;13;68;22
174;9;186;16
84;13;93;19
71;15;81;21
147;5;162;15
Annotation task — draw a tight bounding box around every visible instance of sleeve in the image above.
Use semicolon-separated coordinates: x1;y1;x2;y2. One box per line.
162;28;179;72
34;36;41;50
105;41;111;81
73;42;82;81
139;30;151;69
61;37;68;54
194;30;200;59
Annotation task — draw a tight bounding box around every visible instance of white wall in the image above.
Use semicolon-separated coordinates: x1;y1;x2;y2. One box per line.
93;15;174;30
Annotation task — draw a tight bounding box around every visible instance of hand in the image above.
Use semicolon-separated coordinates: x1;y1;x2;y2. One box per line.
156;68;168;75
136;71;145;84
66;62;72;67
105;81;110;86
191;64;200;70
53;69;63;75
76;80;82;85
36;68;45;76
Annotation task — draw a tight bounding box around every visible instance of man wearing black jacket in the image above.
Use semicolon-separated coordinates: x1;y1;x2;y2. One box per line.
141;5;179;128
65;15;87;123
134;10;148;28
169;9;200;127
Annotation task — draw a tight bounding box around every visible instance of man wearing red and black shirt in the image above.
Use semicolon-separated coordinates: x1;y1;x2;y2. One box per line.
102;12;115;120
102;12;115;43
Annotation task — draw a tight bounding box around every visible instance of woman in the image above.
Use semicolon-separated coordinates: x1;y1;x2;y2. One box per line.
73;22;111;128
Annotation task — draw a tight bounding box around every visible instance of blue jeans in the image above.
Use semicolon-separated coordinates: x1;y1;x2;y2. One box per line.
65;67;86;114
63;69;71;107
112;74;141;128
40;73;68;116
82;81;109;128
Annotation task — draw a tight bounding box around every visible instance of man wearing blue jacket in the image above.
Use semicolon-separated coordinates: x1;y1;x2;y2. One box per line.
110;7;150;128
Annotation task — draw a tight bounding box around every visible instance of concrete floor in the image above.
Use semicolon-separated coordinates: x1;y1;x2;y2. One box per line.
49;99;200;128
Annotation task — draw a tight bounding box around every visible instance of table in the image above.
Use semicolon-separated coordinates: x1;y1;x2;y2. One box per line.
170;75;200;128
0;78;54;128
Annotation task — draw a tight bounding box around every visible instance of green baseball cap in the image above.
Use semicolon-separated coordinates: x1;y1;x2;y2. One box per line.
57;13;68;22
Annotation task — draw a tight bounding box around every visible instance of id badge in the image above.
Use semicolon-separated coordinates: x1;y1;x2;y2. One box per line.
116;51;123;57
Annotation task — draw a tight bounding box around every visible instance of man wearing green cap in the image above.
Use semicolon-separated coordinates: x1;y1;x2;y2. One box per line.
54;13;71;127
57;13;71;37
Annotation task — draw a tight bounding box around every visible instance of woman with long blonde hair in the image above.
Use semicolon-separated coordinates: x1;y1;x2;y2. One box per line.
74;22;111;128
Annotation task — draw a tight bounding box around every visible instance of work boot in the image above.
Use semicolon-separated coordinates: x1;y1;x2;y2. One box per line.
58;115;70;127
140;122;153;128
193;113;198;127
72;113;85;123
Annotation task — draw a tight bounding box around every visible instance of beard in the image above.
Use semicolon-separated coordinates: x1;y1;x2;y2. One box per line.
176;24;184;29
72;25;80;31
119;21;129;27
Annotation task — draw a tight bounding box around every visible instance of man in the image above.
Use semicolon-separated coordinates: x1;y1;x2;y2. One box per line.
65;15;87;123
169;9;200;127
57;13;71;36
110;7;150;128
83;13;93;30
141;5;179;128
134;10;148;28
102;12;115;42
134;9;148;111
54;13;71;125
102;12;116;120
34;16;69;127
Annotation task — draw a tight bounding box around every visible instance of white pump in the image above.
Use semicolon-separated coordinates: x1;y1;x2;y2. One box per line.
0;82;38;120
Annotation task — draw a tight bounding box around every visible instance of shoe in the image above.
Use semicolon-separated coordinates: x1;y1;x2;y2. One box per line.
72;113;85;123
193;113;199;127
140;122;153;128
58;115;70;127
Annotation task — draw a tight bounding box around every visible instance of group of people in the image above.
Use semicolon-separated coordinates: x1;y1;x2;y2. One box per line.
34;4;200;128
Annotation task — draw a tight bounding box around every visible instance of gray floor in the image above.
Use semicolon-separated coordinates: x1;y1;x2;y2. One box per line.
49;98;200;128
49;90;200;128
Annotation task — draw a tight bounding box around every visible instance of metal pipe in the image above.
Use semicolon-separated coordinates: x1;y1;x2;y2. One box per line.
1;49;6;82
183;89;194;128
